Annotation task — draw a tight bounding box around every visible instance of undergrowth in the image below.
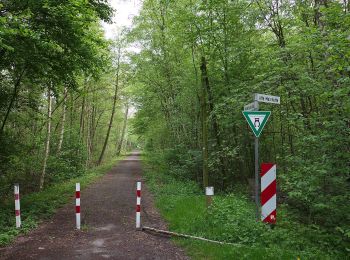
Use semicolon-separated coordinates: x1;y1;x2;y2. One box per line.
142;153;348;260
0;157;122;246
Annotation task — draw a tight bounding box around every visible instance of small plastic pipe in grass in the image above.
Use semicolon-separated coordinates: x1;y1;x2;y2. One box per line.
206;186;214;207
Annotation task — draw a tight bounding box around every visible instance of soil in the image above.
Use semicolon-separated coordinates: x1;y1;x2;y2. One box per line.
0;152;188;260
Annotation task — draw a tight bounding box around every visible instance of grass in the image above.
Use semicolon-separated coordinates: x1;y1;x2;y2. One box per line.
142;154;347;260
0;156;123;246
157;196;316;260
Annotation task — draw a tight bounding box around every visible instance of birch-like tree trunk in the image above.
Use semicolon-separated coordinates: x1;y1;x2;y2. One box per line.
97;45;121;165
57;87;67;153
79;91;85;138
116;102;129;156
39;88;52;190
86;105;91;168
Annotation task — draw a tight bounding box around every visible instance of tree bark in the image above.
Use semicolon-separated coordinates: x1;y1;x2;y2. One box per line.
39;88;52;190
86;105;91;168
79;80;87;138
57;87;67;153
200;57;209;189
0;68;26;138
98;45;121;165
116;102;129;156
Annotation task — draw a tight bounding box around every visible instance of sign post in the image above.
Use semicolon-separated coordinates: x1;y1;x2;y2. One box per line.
254;137;259;220
243;93;279;221
243;110;271;220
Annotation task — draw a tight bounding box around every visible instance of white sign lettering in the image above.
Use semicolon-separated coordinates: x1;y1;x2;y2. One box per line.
255;93;280;104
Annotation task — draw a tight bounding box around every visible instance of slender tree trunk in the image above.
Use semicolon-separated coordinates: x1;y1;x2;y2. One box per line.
116;103;129;156
69;91;74;129
97;84;118;165
57;87;67;153
86;105;91;168
200;57;209;189
0;68;26;138
40;88;52;190
98;46;121;165
79;97;85;137
89;105;96;158
79;83;86;138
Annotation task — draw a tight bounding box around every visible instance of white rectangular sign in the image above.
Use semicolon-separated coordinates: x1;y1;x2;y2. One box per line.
244;102;256;111
255;93;280;104
244;102;259;111
206;186;214;196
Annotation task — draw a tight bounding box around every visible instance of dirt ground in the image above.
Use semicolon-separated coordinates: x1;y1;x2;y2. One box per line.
0;152;188;260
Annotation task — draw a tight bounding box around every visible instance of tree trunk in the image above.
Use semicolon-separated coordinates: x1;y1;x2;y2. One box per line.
116;102;129;156
79;82;86;138
0;68;26;138
98;46;121;165
39;88;52;190
79;97;85;138
86;105;91;168
57;87;67;153
200;57;209;189
89;105;96;159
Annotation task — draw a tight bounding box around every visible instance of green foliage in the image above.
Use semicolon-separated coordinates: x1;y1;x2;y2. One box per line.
129;0;350;249
143;153;347;259
47;133;88;183
0;157;121;246
0;0;135;249
0;0;135;205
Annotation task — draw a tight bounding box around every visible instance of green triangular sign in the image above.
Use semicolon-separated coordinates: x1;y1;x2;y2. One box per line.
242;111;271;137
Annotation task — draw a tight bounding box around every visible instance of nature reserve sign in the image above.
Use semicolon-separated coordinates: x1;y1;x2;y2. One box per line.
242;111;271;137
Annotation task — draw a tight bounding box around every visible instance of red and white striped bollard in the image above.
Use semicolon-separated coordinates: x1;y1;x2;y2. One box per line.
14;183;21;228
76;183;81;229
261;163;277;224
136;181;141;229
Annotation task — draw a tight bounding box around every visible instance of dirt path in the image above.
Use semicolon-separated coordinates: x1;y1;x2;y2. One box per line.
0;152;188;260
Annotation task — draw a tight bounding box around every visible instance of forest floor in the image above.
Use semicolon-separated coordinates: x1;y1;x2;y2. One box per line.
0;152;187;260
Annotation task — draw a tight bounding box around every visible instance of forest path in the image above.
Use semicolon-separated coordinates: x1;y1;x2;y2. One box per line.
1;152;188;260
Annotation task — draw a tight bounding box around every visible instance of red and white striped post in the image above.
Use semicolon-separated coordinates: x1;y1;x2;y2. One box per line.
76;183;81;230
14;183;21;228
261;163;276;224
136;181;141;230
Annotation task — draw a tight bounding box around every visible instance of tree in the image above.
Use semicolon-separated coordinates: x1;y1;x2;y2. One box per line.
98;42;122;165
129;0;350;249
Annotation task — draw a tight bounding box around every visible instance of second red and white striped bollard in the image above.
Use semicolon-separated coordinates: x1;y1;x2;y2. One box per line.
136;181;141;230
76;183;81;230
14;183;21;228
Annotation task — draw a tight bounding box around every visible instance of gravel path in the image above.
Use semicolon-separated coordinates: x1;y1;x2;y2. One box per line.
0;152;188;260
